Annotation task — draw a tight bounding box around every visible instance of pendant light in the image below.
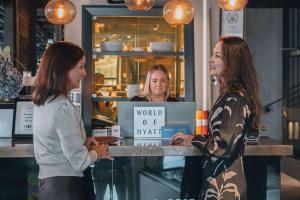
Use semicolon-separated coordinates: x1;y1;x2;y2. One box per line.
163;0;194;25
44;0;77;25
218;0;248;11
125;0;156;11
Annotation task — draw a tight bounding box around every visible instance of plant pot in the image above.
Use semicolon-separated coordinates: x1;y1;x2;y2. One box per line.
127;84;139;98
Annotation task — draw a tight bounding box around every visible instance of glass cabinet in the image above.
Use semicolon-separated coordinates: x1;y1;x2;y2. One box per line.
82;6;194;132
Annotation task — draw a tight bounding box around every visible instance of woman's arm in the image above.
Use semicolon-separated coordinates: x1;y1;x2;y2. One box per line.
192;94;250;158
53;102;96;173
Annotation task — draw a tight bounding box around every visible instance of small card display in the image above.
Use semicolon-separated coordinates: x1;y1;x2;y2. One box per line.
134;107;165;138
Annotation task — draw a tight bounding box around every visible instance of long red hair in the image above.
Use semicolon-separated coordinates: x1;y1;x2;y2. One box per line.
218;36;261;129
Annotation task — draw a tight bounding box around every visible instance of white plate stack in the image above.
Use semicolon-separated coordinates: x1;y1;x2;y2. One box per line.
100;41;124;52
149;42;174;52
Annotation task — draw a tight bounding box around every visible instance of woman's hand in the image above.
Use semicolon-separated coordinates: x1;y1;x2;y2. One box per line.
171;132;194;146
85;137;99;149
91;144;113;161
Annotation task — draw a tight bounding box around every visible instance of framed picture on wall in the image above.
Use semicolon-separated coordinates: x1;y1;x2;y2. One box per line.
13;100;34;137
221;10;244;38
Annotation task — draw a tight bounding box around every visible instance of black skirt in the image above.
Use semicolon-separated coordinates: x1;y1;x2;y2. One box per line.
38;176;85;200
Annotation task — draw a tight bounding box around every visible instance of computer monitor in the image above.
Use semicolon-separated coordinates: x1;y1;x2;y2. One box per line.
118;102;196;138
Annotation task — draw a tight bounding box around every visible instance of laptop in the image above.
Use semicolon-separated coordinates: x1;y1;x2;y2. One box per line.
118;102;196;138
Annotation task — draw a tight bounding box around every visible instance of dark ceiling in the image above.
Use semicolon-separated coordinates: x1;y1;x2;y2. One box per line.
247;0;300;8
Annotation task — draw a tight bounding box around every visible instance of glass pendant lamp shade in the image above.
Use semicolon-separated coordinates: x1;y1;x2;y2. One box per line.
218;0;248;11
44;0;76;25
163;0;194;25
125;0;156;11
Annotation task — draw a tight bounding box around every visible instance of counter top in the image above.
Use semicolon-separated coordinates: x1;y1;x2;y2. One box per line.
0;137;293;158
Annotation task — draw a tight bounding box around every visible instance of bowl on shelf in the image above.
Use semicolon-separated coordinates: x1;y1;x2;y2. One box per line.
100;41;124;52
149;42;174;52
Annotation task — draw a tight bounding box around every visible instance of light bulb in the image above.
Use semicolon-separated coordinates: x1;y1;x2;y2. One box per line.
218;0;248;11
163;0;194;25
57;5;64;18
174;5;184;20
44;0;76;25
125;0;156;11
229;0;236;6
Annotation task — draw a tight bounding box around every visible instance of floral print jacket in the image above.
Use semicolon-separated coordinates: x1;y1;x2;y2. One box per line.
192;92;252;200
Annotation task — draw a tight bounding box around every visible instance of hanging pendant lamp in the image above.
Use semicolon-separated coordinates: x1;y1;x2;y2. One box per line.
218;0;248;11
163;0;194;25
125;0;156;11
44;0;77;25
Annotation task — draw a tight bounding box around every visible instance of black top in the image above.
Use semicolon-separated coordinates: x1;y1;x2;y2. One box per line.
130;95;179;102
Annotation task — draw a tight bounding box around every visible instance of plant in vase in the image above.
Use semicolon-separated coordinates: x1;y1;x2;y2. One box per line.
0;46;24;102
127;56;139;98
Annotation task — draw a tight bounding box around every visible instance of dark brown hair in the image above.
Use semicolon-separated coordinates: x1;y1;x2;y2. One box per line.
32;41;85;106
218;36;261;129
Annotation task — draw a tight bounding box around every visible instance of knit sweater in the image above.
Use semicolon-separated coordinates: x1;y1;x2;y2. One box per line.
33;96;98;179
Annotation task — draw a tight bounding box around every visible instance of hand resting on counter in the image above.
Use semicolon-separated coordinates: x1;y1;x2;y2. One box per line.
90;144;113;161
171;132;194;146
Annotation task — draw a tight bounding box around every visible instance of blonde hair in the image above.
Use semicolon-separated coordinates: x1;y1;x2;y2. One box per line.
139;64;170;101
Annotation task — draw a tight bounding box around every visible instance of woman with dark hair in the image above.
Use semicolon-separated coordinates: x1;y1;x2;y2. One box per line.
172;36;261;200
33;41;112;200
131;64;177;102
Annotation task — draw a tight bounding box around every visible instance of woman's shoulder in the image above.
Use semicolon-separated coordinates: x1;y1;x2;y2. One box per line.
130;96;148;101
223;92;249;106
166;96;179;102
224;91;246;99
44;96;74;112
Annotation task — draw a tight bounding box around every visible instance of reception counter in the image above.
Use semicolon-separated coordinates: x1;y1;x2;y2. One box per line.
0;137;293;158
0;137;294;200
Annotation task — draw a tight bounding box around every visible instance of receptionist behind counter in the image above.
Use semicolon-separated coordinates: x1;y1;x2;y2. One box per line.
131;64;202;199
131;64;177;102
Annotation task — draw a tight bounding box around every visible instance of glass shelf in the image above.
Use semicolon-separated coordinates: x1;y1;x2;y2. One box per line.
92;97;129;102
92;51;184;57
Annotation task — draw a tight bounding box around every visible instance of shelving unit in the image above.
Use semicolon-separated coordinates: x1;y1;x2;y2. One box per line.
82;6;195;133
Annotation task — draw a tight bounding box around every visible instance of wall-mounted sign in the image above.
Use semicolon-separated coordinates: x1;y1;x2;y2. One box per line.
14;101;33;136
221;10;244;38
134;107;165;138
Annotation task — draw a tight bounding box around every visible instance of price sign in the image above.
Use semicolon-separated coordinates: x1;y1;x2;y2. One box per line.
14;101;34;136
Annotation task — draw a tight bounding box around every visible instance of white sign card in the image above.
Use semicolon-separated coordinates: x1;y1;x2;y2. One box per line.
134;139;162;146
0;109;14;137
221;10;244;38
134;107;165;138
14;101;34;135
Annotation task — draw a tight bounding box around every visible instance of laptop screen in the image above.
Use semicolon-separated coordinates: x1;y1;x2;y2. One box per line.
118;102;196;138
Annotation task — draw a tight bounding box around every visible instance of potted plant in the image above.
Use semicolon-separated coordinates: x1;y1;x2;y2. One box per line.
127;56;139;98
0;46;23;103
